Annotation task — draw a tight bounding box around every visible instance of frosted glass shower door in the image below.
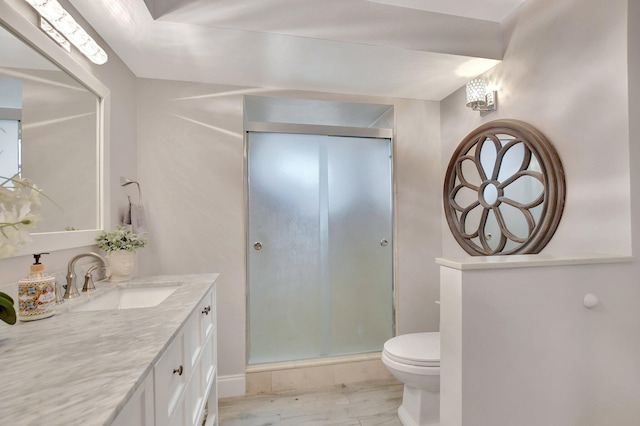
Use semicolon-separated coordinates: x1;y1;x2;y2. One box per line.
326;136;394;355
247;132;393;365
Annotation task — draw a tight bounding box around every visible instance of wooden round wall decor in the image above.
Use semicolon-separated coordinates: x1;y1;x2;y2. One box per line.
443;119;566;255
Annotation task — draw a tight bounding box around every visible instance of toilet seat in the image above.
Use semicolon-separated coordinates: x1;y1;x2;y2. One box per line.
383;332;440;367
382;332;441;425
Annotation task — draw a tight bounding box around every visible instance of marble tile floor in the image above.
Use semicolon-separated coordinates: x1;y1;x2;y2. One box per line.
219;378;404;426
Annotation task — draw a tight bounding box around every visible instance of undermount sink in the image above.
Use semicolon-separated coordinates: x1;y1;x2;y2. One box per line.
71;286;180;312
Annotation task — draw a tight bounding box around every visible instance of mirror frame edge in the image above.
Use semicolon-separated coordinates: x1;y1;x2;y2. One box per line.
0;2;111;257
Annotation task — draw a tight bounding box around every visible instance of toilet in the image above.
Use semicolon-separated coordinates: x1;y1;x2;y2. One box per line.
382;332;440;426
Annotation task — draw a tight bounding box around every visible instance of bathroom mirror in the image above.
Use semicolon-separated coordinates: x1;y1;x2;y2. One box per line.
0;6;109;256
443;119;565;255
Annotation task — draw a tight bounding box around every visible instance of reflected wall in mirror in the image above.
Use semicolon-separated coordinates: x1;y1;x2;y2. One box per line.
0;24;98;233
444;119;565;255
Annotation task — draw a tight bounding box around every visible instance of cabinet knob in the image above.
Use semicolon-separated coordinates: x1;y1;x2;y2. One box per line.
202;305;211;315
173;365;183;376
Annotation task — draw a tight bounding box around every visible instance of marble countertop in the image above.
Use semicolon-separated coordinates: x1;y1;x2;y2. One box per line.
0;273;219;426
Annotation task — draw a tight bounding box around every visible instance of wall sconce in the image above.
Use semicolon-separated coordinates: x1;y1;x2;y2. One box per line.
24;0;108;65
466;78;497;113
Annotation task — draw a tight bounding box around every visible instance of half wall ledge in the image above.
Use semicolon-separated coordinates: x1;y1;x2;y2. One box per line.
435;253;633;270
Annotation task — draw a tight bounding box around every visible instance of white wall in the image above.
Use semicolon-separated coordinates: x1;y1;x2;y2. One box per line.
439;0;640;424
441;0;630;257
135;81;443;378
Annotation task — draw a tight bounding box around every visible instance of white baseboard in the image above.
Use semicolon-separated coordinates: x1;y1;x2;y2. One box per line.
218;374;246;398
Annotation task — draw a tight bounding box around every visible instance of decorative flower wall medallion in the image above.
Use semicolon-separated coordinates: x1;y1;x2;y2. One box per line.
444;119;566;255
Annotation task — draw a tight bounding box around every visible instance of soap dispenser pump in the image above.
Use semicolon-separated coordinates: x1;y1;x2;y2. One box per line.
18;253;57;321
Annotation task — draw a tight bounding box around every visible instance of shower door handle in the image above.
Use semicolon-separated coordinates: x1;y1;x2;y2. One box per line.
380;239;388;247
253;242;263;250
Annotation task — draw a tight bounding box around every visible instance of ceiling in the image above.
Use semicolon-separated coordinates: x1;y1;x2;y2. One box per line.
68;0;526;101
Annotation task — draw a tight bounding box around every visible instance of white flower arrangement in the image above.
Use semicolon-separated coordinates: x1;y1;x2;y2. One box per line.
95;225;147;252
0;175;42;258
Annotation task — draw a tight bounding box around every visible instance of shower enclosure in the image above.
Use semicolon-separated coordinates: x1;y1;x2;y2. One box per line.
247;131;394;365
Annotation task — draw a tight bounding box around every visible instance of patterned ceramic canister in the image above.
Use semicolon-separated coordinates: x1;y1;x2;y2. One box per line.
18;275;56;321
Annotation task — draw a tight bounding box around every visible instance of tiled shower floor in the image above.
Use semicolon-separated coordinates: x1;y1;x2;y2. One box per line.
218;378;403;426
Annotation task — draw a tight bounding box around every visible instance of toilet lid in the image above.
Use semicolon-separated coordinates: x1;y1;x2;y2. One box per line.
383;332;440;367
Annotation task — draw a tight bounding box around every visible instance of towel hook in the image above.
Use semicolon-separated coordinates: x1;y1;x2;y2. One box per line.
120;176;142;203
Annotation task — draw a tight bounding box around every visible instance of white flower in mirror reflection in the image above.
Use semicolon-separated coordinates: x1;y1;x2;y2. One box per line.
450;136;545;254
0;176;42;258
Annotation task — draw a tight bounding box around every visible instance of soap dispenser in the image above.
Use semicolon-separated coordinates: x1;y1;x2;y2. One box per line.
18;253;57;321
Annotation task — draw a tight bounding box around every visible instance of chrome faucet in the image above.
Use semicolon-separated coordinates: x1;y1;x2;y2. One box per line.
64;252;107;299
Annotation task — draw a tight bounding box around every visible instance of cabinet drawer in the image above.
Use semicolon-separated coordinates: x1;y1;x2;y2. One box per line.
155;330;187;423
202;331;216;390
188;288;214;360
199;288;215;342
168;398;185;426
184;311;201;370
185;362;204;426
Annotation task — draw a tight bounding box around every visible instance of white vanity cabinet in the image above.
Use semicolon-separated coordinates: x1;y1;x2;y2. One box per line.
187;287;217;426
1;274;220;426
112;285;217;426
155;285;217;426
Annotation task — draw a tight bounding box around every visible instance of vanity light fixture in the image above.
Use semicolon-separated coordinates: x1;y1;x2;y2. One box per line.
24;0;108;65
465;78;497;113
39;17;70;52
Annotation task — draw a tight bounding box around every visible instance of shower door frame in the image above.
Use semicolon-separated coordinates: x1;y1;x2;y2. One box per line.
243;121;397;366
